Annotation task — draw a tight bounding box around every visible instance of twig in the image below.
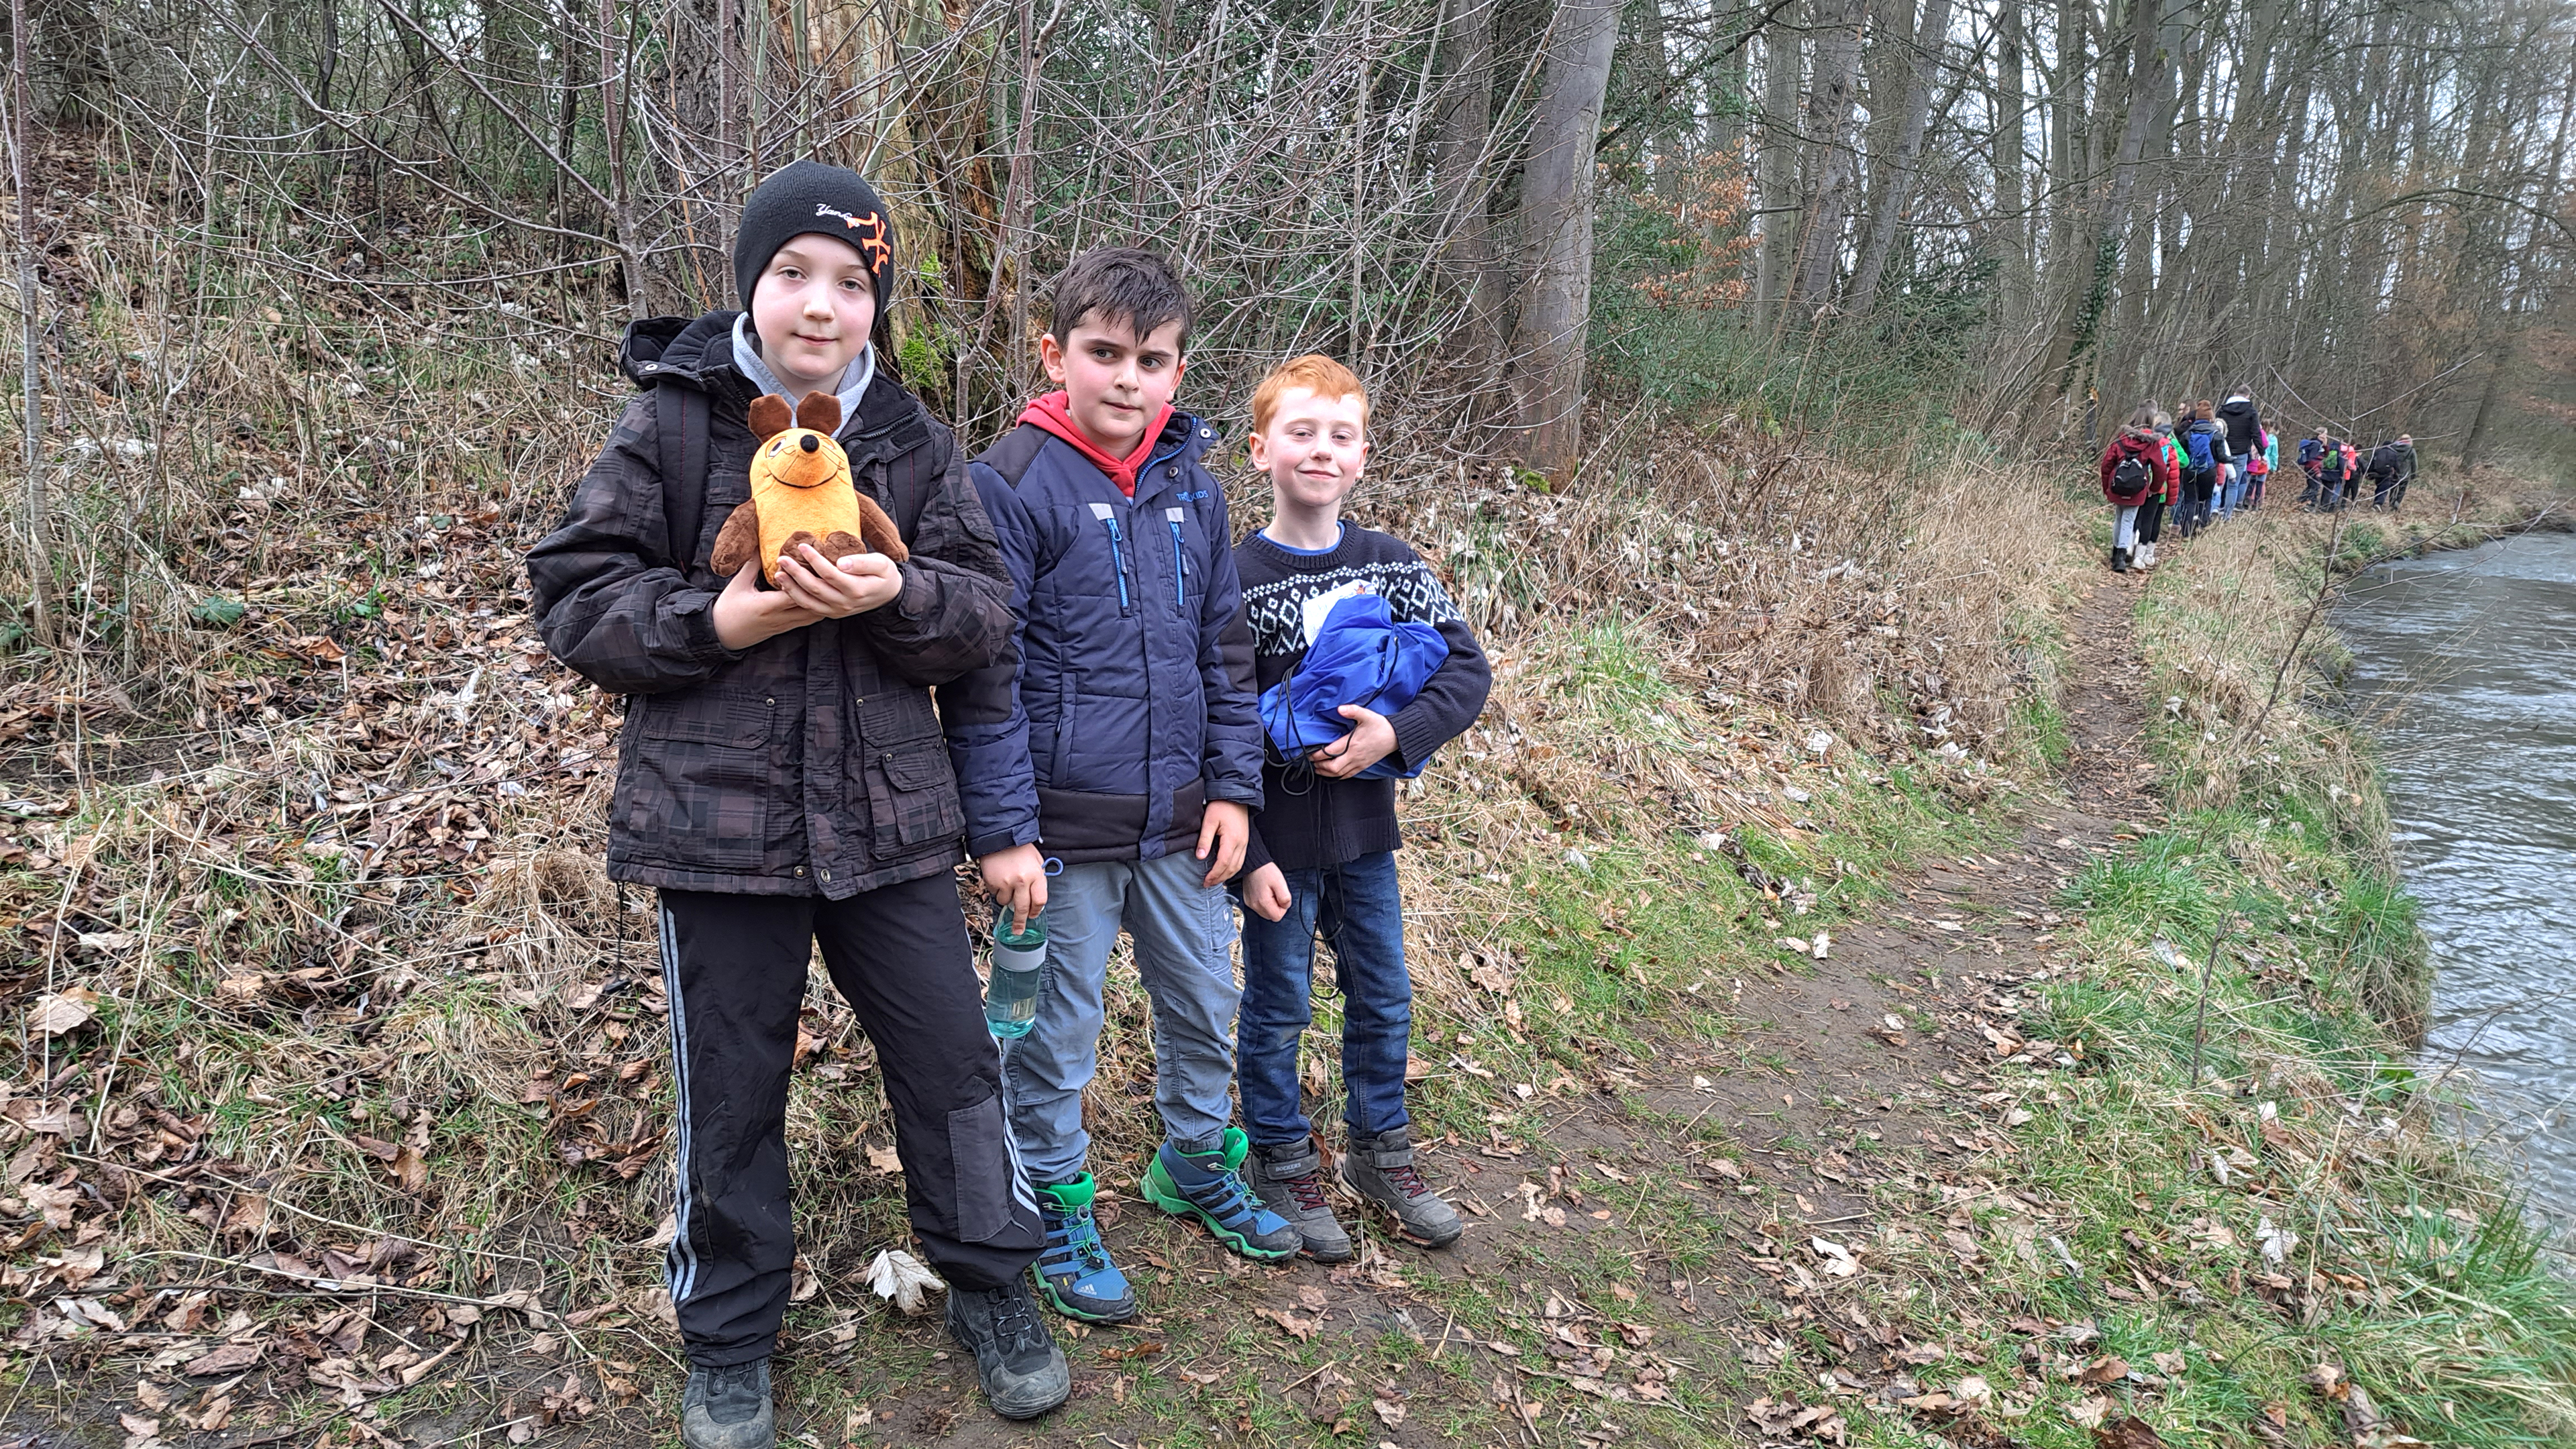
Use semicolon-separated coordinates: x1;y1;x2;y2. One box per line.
2190;920;2233;1088
68;1155;543;1267
125;1248;555;1321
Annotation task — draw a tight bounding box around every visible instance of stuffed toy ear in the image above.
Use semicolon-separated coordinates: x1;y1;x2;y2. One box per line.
794;392;842;437
748;394;793;439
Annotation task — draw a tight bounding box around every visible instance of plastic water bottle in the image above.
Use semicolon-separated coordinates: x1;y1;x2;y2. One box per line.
985;907;1045;1038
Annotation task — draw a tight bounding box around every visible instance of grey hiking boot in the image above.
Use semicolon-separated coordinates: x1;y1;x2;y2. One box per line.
1248;1136;1354;1263
681;1358;775;1449
1342;1126;1462;1248
945;1279;1071;1419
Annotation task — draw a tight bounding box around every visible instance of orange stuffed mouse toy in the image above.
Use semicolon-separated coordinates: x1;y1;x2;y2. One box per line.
708;392;908;588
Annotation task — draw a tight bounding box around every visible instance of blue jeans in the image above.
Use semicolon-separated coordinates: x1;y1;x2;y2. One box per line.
1002;851;1242;1186
2218;467;2243;517
1236;851;1413;1146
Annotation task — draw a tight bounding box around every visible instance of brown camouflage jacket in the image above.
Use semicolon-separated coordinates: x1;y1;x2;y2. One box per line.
526;313;1014;897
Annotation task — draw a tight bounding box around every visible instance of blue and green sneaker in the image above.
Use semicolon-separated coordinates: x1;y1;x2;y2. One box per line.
1140;1127;1301;1261
1031;1174;1137;1324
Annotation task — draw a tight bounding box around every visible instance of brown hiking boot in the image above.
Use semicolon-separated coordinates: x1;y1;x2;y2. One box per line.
1342;1127;1462;1248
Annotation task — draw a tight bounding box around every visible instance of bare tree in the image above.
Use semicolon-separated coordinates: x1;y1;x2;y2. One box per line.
1507;0;1621;479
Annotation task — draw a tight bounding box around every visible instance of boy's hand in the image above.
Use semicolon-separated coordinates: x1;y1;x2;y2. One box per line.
1242;862;1293;922
1308;704;1398;780
777;544;903;619
979;844;1049;932
1197;800;1250;886
712;559;828;649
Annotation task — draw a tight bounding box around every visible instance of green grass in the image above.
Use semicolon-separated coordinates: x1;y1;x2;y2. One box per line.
1946;576;2576;1448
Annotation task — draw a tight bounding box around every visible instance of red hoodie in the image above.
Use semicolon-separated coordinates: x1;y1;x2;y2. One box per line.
2099;427;2176;504
1018;391;1175;498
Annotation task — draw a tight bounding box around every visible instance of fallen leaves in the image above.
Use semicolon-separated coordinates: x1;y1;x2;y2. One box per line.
2078;1354;2131;1385
2093;1415;2166;1448
1747;1395;1848;1443
179;1341;265;1377
865;1248;943;1315
1810;1236;1862;1277
1261;1307;1321;1341
29;988;99;1036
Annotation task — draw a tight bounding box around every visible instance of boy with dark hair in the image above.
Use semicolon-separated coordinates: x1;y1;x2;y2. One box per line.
1229;354;1492;1259
528;160;1066;1445
947;247;1297;1326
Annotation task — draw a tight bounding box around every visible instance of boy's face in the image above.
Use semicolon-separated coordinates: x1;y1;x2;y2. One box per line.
1248;386;1368;515
749;234;877;396
1040;315;1185;457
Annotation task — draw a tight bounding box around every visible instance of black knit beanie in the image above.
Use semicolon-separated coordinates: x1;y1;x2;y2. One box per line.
733;160;896;310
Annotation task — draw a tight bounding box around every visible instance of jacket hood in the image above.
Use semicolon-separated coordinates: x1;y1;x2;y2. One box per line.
620;311;745;390
1019;392;1183;496
2216;398;2258;419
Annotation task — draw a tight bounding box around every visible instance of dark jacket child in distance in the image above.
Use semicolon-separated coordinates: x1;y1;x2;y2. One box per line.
943;248;1299;1328
2370;435;2418;508
526;161;1067;1446
2098;405;2176;574
1228;355;1493;1261
2216;390;2263;517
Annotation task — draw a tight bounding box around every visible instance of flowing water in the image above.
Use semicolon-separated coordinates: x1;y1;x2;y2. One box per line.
2335;527;2576;1222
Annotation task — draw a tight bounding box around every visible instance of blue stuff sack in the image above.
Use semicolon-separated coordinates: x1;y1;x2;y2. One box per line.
1258;590;1448;781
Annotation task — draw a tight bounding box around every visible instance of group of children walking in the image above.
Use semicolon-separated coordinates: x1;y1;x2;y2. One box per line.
528;162;1490;1445
2096;388;2421;572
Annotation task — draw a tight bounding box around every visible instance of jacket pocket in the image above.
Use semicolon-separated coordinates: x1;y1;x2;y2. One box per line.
1049;676;1075;788
869;741;966;852
625;692;776;869
947;1092;1016;1244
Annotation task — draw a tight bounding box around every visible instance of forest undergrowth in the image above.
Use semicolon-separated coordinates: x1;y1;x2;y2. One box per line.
5;138;2576;1448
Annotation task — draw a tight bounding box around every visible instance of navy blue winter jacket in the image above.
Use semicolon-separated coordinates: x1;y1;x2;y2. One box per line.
944;407;1265;865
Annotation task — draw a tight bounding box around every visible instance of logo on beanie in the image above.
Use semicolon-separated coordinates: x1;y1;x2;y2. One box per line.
813;203;893;274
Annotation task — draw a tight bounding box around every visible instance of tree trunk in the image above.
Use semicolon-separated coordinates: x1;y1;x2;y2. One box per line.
1507;0;1622;482
1988;0;2025;311
1754;0;1803;324
1848;0;1951;313
1432;0;1503;372
1790;0;1864;305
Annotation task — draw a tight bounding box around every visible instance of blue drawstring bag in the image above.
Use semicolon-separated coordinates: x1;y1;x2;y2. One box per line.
1259;590;1448;781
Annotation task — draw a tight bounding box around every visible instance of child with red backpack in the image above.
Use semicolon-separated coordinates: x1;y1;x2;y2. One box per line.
2098;405;2176;573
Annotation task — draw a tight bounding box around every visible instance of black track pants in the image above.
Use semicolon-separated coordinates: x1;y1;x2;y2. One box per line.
657;876;1043;1367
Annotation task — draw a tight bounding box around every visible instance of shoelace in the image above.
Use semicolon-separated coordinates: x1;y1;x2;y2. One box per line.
700;1360;766;1413
1381;1159;1433;1199
1046;1208;1110;1275
988;1287;1044;1349
1275;1167;1330;1212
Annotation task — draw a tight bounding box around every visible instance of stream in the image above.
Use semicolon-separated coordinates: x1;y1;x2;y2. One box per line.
2334;527;2576;1223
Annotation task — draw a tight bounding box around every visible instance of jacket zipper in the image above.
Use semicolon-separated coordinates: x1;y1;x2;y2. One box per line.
1089;502;1132;615
1166;508;1189;608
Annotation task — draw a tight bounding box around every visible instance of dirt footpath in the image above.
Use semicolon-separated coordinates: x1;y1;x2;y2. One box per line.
708;580;2163;1449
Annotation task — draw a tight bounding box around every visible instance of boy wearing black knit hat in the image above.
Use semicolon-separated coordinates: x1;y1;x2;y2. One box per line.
529;160;1066;1446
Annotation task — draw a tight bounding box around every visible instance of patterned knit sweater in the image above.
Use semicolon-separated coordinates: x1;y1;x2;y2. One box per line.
1234;523;1491;873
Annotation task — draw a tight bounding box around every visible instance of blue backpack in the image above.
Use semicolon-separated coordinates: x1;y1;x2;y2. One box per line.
1258;591;1448;782
2183;425;2216;472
